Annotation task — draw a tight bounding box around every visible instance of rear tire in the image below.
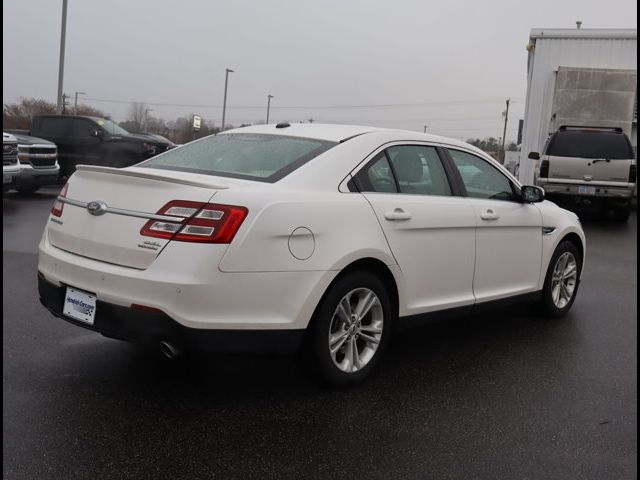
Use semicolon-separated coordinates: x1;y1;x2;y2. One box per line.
612;206;631;223
307;271;393;387
540;241;581;318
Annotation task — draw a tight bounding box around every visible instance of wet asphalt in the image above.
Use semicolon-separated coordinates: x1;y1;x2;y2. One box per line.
2;189;637;480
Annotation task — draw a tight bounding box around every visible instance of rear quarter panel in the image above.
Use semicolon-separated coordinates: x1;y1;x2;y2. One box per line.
217;189;396;273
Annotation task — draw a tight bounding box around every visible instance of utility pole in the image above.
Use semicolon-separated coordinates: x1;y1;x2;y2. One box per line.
74;91;86;113
423;125;428;133
500;98;510;164
144;108;153;131
266;94;274;124
221;68;234;131
61;93;70;114
56;0;69;113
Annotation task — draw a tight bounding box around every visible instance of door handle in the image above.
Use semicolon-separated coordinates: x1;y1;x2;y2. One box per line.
480;209;500;221
384;208;412;221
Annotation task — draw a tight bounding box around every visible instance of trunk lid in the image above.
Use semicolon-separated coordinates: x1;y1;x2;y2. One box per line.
47;166;227;269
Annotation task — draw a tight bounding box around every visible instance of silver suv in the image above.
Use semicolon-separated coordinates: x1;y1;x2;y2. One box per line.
533;126;636;222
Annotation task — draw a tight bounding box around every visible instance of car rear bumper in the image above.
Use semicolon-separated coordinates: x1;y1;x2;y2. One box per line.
38;275;304;353
538;180;634;200
38;230;338;331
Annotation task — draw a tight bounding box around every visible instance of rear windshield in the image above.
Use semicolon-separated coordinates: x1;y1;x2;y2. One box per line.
139;133;336;182
546;130;634;160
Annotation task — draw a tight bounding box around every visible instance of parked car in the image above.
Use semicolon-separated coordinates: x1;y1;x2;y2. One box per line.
533;125;636;221
10;133;60;193
24;115;171;178
38;123;586;386
3;132;20;192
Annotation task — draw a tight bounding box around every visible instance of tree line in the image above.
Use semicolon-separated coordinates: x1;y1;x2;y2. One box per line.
3;97;518;152
2;97;232;144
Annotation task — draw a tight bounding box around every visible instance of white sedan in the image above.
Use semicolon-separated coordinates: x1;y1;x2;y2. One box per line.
38;123;585;385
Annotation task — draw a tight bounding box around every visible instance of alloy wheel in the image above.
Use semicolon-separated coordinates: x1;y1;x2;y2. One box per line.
328;288;384;373
551;252;578;309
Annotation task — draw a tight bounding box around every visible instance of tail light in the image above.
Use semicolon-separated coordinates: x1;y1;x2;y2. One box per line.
51;183;69;217
629;164;637;183
140;200;248;244
539;159;550;178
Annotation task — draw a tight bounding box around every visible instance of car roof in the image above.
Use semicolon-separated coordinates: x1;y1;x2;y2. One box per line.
223;123;479;151
36;115;106;122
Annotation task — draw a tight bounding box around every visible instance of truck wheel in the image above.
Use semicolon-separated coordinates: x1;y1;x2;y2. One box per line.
613;207;631;223
17;185;40;195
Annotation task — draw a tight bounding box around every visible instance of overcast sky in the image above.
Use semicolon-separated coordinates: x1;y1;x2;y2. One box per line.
3;0;637;141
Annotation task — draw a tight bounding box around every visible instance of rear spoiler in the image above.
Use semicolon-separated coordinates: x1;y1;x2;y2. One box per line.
75;165;229;190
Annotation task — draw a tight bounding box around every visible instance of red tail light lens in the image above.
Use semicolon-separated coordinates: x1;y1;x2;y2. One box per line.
629;164;637;184
140;200;248;244
51;183;69;217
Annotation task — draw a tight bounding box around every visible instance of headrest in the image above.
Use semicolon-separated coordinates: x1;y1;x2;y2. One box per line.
393;151;423;183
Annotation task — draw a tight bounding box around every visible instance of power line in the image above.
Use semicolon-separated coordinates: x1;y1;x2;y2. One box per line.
84;96;523;110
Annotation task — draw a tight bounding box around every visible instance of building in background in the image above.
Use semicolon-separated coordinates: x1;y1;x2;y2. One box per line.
518;28;637;185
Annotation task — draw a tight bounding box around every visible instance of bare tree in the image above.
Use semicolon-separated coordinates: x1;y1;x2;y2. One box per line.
127;102;148;133
2;97;107;129
75;104;109;118
3;98;57;129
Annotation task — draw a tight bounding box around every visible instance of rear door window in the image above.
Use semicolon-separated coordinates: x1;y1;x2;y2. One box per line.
353;152;398;193
386;145;452;196
71;119;99;138
38;117;70;137
546;130;634;159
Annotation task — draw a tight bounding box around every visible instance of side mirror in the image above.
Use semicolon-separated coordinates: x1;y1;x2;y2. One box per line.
528;152;541;160
521;185;545;203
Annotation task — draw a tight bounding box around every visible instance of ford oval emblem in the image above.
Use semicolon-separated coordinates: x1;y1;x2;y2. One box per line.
86;201;108;216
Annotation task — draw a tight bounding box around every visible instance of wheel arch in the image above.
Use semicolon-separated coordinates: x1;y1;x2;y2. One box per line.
560;232;584;265
307;257;400;331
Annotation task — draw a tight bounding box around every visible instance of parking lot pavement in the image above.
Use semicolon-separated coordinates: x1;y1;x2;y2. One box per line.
3;189;637;480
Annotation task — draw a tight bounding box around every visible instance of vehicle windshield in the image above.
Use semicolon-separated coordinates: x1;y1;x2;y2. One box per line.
94;118;130;136
546;130;634;160
139;133;337;182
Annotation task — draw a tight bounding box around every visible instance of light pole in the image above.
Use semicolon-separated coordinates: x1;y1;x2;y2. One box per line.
74;91;86;113
266;94;274;124
56;0;69;113
423;125;428;133
221;68;234;131
500;98;510;164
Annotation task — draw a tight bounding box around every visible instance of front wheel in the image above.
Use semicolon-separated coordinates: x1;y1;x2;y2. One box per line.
540;241;581;317
307;271;393;387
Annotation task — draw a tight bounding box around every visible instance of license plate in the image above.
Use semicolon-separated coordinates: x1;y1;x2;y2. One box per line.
63;287;97;325
3;174;11;184
578;186;596;195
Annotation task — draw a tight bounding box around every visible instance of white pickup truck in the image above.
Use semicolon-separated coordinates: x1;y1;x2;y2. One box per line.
3;132;20;191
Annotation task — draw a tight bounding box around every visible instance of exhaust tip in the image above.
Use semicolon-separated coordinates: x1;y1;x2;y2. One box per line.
159;341;181;359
